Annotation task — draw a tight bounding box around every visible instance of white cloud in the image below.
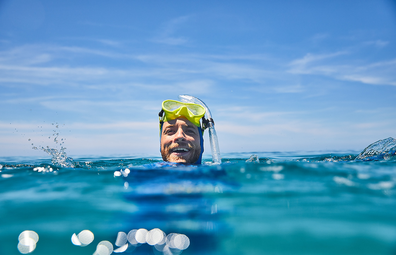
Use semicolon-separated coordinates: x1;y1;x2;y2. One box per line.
67;121;158;131
0;120;158;131
152;16;191;45
174;80;215;95
309;33;330;43
273;84;304;93
216;106;299;122
0;44;281;90
0;45;53;65
216;120;335;137
249;84;304;94
154;37;189;46
95;39;123;47
364;40;389;48
59;46;128;58
340;74;391;85
288;51;396;86
288;51;348;74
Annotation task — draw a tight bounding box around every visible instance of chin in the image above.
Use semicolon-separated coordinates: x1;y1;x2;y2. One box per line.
172;159;188;163
169;155;190;164
161;149;200;164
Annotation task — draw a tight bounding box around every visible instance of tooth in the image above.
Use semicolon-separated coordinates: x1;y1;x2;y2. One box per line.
174;148;188;152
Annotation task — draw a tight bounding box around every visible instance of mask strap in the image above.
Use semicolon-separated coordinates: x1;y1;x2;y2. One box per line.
158;109;164;126
201;117;214;130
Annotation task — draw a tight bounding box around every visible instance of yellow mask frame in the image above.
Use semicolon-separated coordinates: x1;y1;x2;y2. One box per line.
159;99;206;127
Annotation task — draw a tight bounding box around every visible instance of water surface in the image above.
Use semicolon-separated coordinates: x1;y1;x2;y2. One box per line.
1;150;395;255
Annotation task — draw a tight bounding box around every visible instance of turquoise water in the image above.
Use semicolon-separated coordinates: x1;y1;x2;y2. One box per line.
1;149;396;255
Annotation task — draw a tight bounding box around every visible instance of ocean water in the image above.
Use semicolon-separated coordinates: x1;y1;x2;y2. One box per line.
1;141;396;255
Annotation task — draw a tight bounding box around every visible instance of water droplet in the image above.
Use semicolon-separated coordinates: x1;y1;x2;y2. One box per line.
17;230;39;254
114;244;128;253
146;229;165;246
77;230;94;246
19;231;39;243
135;229;148;244
115;232;127;247
17;239;36;254
95;241;113;255
127;230;138;245
71;233;81;246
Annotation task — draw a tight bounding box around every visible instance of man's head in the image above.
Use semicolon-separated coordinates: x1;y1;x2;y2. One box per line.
159;100;205;164
160;117;202;164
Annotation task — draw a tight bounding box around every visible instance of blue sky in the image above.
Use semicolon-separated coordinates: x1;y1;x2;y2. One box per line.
1;0;396;157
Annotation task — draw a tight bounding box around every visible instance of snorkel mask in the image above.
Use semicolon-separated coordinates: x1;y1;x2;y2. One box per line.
159;100;206;128
159;100;207;165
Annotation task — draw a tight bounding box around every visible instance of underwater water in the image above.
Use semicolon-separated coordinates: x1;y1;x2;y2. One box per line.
1;140;396;255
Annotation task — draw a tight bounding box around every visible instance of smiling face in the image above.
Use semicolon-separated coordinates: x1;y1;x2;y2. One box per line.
160;117;202;164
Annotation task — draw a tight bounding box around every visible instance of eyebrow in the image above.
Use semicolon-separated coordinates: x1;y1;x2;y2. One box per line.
163;124;197;132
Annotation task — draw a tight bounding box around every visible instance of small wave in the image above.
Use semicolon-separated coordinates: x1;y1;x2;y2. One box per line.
355;137;396;161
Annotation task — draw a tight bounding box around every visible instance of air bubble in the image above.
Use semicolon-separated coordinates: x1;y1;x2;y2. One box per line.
71;230;94;247
18;231;39;243
115;232;127;247
146;228;165;246
17;240;36;254
127;229;138;245
114;244;128;253
17;231;39;254
172;234;190;250
77;230;94;246
135;229;148;244
94;241;113;255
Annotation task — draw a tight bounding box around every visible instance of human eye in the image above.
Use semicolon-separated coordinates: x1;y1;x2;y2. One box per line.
185;127;197;135
164;128;175;135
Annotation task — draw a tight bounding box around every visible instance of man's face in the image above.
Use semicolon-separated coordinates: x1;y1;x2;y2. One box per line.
160;118;201;164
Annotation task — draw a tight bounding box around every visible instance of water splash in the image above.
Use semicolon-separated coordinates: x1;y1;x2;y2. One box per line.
246;154;260;163
355;137;396;161
30;123;75;168
40;146;75;168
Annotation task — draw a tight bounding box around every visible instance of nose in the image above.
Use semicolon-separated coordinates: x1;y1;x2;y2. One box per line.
174;127;186;141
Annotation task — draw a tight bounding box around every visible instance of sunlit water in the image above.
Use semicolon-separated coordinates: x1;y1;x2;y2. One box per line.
1;140;396;255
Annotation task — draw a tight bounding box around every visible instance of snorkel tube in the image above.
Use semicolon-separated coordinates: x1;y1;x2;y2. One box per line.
179;95;222;164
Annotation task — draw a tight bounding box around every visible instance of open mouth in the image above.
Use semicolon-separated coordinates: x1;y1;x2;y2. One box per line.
171;147;190;153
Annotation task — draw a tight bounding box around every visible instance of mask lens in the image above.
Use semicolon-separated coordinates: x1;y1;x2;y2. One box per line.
163;101;183;111
163;100;204;116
